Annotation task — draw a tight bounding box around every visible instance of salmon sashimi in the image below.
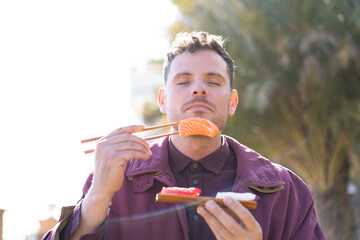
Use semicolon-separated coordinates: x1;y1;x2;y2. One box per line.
179;118;219;137
160;187;202;196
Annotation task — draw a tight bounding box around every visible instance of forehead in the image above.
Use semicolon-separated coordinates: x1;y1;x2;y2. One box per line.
167;50;229;81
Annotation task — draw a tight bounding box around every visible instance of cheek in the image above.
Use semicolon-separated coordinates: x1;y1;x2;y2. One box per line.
219;98;233;115
164;97;178;114
218;92;232;107
165;96;175;108
166;90;184;106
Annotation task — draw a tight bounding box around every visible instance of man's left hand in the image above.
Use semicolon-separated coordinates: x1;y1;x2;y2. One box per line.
197;196;262;240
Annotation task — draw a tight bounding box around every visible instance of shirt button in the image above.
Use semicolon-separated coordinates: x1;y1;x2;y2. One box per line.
192;179;199;185
192;163;198;169
193;214;199;221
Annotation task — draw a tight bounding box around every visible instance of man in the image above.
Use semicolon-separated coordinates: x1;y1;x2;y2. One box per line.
44;31;326;239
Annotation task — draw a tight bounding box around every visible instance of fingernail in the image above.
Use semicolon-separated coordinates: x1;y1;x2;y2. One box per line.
197;206;204;214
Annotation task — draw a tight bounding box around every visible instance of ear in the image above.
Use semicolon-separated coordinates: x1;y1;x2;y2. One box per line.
157;88;167;114
228;89;238;116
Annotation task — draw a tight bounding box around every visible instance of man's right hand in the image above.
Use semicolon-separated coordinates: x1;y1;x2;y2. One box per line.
91;124;152;200
70;125;152;240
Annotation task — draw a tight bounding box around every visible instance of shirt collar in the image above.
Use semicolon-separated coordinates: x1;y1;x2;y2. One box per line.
168;136;230;175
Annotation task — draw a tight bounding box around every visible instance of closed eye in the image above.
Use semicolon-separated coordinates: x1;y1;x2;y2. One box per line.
208;81;221;86
176;81;190;85
206;73;225;86
208;79;222;87
173;72;193;86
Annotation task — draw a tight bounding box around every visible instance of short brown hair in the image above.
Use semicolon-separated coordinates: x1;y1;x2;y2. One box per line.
163;31;234;88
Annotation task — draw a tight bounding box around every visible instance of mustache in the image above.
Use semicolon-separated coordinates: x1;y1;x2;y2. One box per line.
181;96;217;112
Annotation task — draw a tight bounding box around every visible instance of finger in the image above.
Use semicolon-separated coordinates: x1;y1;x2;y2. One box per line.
96;141;151;166
112;150;151;164
223;196;261;233
104;124;145;140
111;141;152;156
197;206;229;240
97;129;150;154
207;200;246;236
102;140;152;162
199;201;246;238
106;132;150;150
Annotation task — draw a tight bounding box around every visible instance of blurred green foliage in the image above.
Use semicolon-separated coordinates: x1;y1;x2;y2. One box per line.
167;0;360;238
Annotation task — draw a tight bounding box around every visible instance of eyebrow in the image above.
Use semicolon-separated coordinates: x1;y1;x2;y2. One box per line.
206;72;226;80
173;72;192;79
173;72;226;80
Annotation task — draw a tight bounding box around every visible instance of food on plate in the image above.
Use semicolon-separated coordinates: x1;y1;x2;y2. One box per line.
179;118;219;137
156;187;257;210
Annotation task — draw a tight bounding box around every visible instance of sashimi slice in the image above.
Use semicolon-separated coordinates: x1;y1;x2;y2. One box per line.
160;187;201;196
179;118;219;137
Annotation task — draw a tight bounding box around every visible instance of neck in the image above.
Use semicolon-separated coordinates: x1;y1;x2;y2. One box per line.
170;134;222;161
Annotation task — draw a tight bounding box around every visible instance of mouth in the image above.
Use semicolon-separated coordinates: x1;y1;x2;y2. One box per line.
183;102;215;112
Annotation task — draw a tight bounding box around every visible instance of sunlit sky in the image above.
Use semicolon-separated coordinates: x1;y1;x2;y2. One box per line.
0;0;178;238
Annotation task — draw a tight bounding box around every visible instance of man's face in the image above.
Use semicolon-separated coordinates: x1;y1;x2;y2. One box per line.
158;50;238;131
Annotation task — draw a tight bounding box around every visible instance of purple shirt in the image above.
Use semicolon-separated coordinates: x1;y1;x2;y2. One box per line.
43;136;327;240
169;138;236;240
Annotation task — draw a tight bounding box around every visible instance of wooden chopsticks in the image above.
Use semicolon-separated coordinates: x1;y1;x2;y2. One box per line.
81;121;180;154
156;194;257;210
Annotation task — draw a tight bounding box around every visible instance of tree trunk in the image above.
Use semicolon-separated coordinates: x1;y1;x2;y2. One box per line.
313;158;358;240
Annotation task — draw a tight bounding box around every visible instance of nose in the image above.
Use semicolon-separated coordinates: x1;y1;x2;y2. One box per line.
192;81;207;96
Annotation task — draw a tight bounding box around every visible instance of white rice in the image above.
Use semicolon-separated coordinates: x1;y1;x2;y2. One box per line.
215;192;256;201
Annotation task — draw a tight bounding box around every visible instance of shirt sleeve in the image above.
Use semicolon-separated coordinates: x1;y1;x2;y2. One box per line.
41;200;107;240
291;199;327;240
41;204;77;240
287;174;327;240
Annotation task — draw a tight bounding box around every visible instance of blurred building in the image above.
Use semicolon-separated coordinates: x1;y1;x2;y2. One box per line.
38;205;57;240
38;217;57;240
0;209;4;240
130;61;163;119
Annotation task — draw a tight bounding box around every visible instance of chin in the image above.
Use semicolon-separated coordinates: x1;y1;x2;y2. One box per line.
184;112;209;121
186;135;213;140
190;134;211;138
